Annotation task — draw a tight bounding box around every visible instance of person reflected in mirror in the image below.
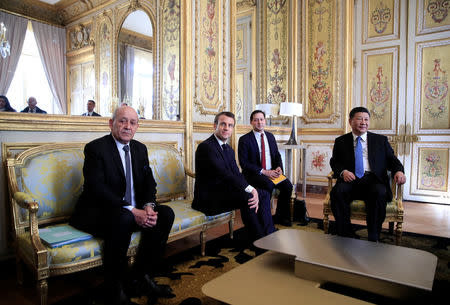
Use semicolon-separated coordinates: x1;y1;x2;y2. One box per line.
70;105;174;305
0;95;16;112
82;99;101;116
192;111;275;248
330;107;406;242
238;110;293;227
20;97;47;114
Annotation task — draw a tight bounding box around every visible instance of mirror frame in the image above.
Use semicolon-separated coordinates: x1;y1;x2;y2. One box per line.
116;7;157;120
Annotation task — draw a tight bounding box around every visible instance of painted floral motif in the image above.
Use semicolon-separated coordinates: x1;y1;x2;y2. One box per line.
312;0;329;32
370;2;392;34
421;152;445;189
310;150;328;172
201;0;218;102
163;0;180;43
424;58;448;119
267;0;286;14
308;41;332;114
427;0;450;23
267;48;286;104
369;66;390;120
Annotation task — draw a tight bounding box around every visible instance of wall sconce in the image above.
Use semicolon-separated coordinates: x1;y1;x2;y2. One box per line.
0;22;11;59
255;103;279;125
279;102;303;145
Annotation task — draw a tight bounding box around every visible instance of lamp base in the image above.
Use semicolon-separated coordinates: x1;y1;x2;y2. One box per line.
285;115;298;145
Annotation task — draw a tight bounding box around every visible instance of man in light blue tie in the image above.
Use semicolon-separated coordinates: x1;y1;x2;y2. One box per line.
329;107;406;242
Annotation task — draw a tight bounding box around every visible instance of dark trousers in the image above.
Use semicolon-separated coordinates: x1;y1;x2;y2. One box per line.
94;205;174;282
246;174;293;221
330;173;387;241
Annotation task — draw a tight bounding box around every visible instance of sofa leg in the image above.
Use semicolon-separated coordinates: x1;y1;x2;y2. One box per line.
323;214;329;234
229;218;234;240
395;222;403;246
200;230;206;256
37;279;48;305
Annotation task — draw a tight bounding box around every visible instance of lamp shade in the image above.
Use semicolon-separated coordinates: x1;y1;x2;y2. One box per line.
279;102;302;117
255;103;279;117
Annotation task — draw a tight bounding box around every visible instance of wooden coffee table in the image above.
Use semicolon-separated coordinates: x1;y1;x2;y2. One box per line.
254;229;437;300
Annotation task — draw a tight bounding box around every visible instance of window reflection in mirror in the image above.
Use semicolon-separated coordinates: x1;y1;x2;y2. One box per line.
118;10;154;120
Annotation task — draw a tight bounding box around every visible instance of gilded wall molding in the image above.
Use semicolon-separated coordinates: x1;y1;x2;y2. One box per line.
0;113;185;133
193;0;227;116
0;0;62;25
68;23;95;50
236;0;257;10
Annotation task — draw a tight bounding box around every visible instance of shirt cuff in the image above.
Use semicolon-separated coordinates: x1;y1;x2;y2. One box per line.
245;185;255;193
124;205;134;211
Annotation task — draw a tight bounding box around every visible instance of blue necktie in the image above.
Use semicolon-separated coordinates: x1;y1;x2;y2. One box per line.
355;136;364;178
123;145;132;204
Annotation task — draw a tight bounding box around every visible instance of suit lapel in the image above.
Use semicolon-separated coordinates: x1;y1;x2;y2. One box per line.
367;132;375;170
108;134;126;179
249;132;262;165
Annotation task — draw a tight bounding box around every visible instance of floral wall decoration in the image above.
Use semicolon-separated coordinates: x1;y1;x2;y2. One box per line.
266;0;288;105
418;148;449;192
417;0;450;34
304;143;333;179
161;0;180;120
306;0;335;119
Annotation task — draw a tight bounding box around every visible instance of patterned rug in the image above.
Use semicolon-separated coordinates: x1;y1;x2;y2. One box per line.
56;219;449;305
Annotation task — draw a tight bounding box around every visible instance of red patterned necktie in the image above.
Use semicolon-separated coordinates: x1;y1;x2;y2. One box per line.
261;133;266;170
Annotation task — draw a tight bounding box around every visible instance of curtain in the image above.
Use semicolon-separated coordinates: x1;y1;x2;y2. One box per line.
125;45;135;104
31;20;66;114
0;11;27;95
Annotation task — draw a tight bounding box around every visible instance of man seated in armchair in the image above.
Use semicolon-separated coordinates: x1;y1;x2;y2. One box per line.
329;107;406;242
70;105;174;305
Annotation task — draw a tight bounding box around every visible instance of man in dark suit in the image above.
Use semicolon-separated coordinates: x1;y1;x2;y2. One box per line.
192;111;275;243
330;107;406;242
238;110;293;226
70;105;174;305
82;99;101;116
20;97;47;113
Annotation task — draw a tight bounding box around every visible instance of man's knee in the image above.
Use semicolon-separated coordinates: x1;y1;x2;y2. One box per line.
368;184;387;200
157;205;175;224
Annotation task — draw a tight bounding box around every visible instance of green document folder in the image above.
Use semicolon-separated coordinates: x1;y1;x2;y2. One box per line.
39;225;93;248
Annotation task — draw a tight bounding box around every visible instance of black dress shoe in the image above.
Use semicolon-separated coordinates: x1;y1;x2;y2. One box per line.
274;217;292;227
105;281;139;305
143;274;175;298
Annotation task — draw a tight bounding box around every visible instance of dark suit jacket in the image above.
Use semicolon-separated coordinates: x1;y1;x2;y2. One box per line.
192;135;249;215
238;131;283;179
70;134;156;231
82;111;101;116
20;106;47;114
330;131;404;201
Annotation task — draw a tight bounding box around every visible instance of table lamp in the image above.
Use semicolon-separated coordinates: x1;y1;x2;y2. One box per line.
279;102;303;145
255;103;279;125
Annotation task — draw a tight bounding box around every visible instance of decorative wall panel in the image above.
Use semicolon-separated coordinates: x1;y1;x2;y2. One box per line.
363;0;399;43
304;141;333;181
410;143;450;203
161;0;181;121
303;0;343;123
235;71;245;123
417;0;450;35
265;0;288;105
362;47;398;133
416;39;450;132
98;19;113;117
194;0;225;115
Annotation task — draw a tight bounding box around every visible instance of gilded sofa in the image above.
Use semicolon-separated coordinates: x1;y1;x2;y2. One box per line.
322;171;404;245
6;142;234;305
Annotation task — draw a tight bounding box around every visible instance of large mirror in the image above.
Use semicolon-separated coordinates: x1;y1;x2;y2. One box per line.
118;10;154;120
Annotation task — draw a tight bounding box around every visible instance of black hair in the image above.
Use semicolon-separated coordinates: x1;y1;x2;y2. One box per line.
214;111;235;125
349;107;370;119
250;110;266;121
0;95;17;112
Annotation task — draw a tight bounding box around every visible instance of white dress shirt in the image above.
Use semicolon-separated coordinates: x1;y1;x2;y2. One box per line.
113;137;136;211
352;132;372;173
252;130;272;172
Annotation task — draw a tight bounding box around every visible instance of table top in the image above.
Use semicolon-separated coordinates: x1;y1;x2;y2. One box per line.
254;229;437;291
202;251;371;305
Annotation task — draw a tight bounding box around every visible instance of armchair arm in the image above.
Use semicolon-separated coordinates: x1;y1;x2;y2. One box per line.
185;167;195;178
327;171;334;194
13;192;47;255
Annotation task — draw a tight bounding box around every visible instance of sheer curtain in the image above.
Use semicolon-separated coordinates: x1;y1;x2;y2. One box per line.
31;20;66;114
0;11;27;94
